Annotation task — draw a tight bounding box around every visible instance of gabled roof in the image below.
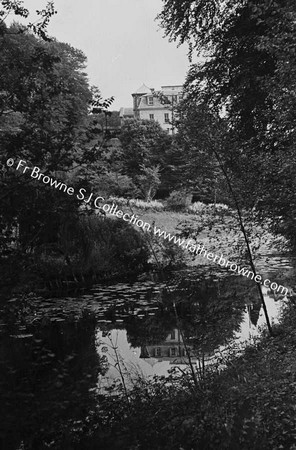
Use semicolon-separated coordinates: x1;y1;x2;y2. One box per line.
133;83;152;95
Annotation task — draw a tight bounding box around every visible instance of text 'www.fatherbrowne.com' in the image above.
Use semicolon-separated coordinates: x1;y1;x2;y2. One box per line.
6;158;288;295
152;226;288;295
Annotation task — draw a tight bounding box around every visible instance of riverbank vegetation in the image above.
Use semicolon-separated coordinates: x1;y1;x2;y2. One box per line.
0;214;150;295
2;0;296;294
1;1;296;448
4;291;292;450
55;299;296;450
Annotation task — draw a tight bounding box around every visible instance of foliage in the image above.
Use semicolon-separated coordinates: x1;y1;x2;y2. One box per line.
142;220;186;269
71;133;140;200
119;118;172;193
158;0;294;335
67;301;296;450
159;0;296;247
0;304;105;450
158;136;188;195
188;201;229;214
136;164;161;201
108;197;164;211
92;109;121;130
166;189;192;211
33;215;150;283
0;21;120;289
174;99;230;204
0;245;293;448
92;172;138;198
0;0;57;40
0;25;91;252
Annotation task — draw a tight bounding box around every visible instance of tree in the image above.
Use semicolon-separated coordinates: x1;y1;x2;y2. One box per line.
175;98;229;203
0;24;93;252
159;0;279;333
159;0;296;246
136;164;161;201
119;118;172;198
0;0;56;40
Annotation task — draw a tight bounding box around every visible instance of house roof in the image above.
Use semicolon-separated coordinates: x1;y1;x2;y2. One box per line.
119;107;134;118
133;83;152;95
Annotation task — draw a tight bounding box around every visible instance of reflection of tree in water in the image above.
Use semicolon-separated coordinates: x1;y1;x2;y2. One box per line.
125;309;176;349
0;312;107;449
172;276;256;355
125;275;257;356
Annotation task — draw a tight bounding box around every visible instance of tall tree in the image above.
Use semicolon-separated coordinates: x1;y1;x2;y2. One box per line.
0;24;93;250
119;118;172;198
175;98;229;203
159;0;296;244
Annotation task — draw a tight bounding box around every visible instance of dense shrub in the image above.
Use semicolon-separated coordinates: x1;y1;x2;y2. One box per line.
166;190;192;211
92;172;139;198
34;215;150;282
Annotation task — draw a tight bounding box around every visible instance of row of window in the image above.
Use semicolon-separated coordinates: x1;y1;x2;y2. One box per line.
154;347;185;357
149;113;170;123
147;94;182;106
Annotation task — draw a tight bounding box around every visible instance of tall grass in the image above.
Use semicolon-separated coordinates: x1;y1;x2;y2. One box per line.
107;196;164;211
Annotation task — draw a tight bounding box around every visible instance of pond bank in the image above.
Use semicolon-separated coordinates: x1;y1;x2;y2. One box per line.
0;208;294;449
1;207;289;299
0;256;294;449
81;298;296;450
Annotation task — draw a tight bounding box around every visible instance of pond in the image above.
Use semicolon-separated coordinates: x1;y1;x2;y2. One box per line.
0;254;294;449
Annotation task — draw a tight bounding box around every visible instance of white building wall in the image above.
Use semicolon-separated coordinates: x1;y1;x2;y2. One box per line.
132;84;183;134
139;108;172;133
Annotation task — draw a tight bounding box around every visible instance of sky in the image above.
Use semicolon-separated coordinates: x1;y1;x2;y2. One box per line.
17;0;190;110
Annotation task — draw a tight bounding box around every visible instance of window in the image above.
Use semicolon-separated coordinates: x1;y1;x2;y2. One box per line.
164;113;170;123
147;96;154;106
149;114;154;120
170;330;176;340
170;348;176;357
167;128;170;133
172;95;178;103
155;347;161;357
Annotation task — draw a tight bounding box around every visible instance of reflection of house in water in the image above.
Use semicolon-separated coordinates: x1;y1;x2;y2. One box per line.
247;302;261;327
140;328;198;365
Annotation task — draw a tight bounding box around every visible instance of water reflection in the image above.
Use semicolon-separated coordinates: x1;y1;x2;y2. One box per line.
0;313;105;449
237;285;284;343
0;258;291;447
96;273;287;388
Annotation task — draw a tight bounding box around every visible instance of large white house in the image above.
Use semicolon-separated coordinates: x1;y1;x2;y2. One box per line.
120;83;183;134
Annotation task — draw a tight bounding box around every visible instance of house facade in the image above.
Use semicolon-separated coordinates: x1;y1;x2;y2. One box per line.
140;328;199;365
123;83;183;134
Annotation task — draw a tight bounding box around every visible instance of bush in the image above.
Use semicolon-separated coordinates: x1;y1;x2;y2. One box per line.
92;172;139;198
187;202;229;214
187;201;207;214
34;216;150;282
166;190;192;211
207;203;229;211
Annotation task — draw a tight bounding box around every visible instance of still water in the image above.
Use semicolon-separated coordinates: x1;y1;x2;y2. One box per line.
0;255;294;448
